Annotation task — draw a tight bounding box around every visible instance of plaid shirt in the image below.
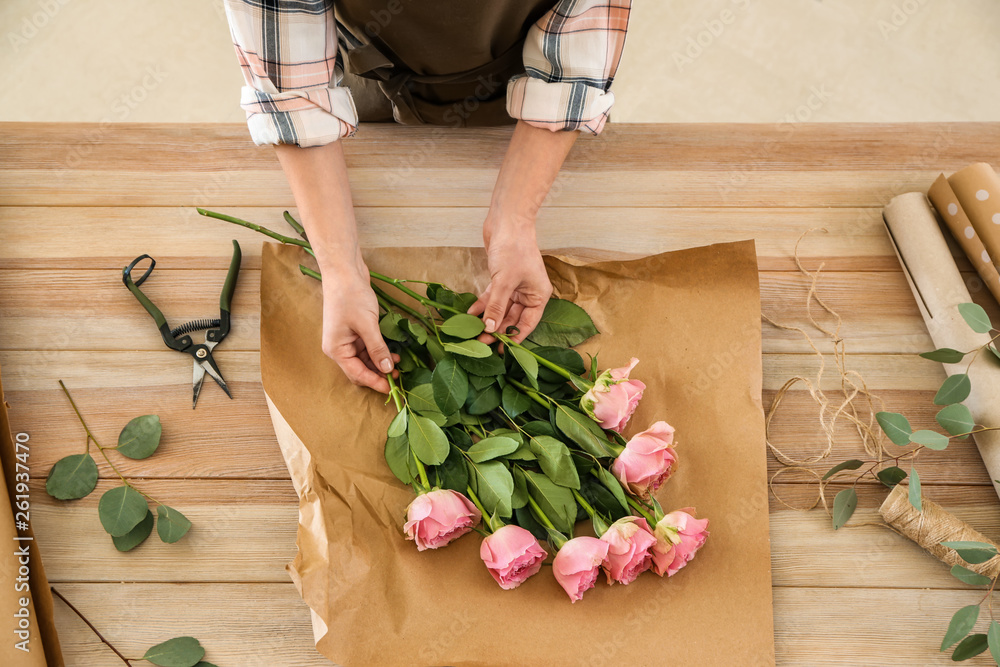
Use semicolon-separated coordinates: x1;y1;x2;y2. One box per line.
223;0;631;147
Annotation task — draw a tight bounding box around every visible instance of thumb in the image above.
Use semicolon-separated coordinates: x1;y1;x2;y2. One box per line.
357;316;394;373
482;280;514;334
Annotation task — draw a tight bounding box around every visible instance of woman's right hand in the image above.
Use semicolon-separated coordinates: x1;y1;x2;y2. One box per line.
320;261;398;394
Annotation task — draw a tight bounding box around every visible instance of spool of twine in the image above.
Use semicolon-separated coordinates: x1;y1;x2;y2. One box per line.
879;485;1000;578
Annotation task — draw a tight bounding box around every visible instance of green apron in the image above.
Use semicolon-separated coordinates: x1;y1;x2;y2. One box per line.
335;0;554;126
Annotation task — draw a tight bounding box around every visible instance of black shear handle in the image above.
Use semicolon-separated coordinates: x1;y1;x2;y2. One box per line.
209;240;242;342
122;255;190;352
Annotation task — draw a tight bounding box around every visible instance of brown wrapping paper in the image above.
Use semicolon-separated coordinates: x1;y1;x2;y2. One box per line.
883;192;1000;502
260;241;775;666
0;364;64;667
880;485;1000;578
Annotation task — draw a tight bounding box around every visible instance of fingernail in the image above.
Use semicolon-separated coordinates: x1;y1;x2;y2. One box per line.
380;359;392;372
485;318;496;332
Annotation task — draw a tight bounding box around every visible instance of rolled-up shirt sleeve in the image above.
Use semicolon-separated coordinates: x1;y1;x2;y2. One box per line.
507;0;632;135
223;0;358;147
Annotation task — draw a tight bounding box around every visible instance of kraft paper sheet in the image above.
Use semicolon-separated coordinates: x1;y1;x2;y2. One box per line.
0;364;64;667
260;241;775;666
883;192;1000;502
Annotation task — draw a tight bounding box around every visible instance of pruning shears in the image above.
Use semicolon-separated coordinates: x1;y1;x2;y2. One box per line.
122;240;242;408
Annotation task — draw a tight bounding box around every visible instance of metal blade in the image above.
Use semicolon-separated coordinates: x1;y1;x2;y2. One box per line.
199;356;232;399
192;361;206;409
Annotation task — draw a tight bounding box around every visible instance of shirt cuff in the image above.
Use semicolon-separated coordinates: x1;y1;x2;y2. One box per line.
506;74;615;135
240;85;359;148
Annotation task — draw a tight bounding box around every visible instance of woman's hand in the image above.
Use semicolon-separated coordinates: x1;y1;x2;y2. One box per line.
469;217;552;344
320;259;398;394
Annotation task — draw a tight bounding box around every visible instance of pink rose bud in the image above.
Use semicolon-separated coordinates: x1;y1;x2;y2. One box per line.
651;509;709;577
403;489;481;551
553;536;610;602
599;516;657;585
479;525;548;590
580;357;646;433
611;421;677;497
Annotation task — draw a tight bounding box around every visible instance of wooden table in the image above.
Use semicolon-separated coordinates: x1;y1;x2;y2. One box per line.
2;122;999;666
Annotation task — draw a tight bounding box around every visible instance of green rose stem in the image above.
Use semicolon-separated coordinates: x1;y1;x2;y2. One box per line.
368;271;462;315
495;333;594;389
505;378;549;407
570;489;610;536
465;486;498;534
525;495;568;549
49;588;133;666
58;381;163;508
625;496;657;524
198;208;311;249
282;210;307;239
386;374;430;490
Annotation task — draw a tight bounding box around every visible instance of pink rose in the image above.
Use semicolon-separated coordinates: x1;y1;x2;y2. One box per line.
611;421;677;497
479;525;547;589
403;489;481;551
581;358;646;433
553;536;610;602
600;516;657;585
652;509;709;577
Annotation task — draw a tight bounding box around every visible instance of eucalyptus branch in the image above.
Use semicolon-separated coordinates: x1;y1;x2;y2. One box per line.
51;587;133;665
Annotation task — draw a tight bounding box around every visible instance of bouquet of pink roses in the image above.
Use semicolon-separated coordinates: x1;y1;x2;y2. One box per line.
204;208;710;602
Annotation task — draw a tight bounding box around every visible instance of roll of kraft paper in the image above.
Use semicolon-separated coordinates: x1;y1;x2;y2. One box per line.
928;174;1000;305
951;163;1000;262
883;192;1000;502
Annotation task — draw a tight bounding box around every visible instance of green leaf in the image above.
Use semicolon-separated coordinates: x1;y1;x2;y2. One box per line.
407;414;449;465
468;459;514;518
822;459;864;480
910;430;951;450
935;374;972;406
156;504;192;544
426;336;446;362
98;485;149;537
958;302;993;334
384;433;414;484
142;636;205;667
45;453;99;500
876;466;907;488
876;411;912;446
406;384;438;413
832;488;857;530
593;464;629;513
528;435;581;489
435;446;469;493
511;467;528;509
397;319;427;345
553;404;613;458
988;620;1000;664
439;313;486;339
112;509;154;552
468;373;496;391
919;348;967;363
952;633;988;661
419;411;448;426
510;346;539;384
116;415;162;460
431;357;469;415
194;663;219;667
990;345;1000;365
455;351;505;377
951;565;992;587
908;467;922;512
501;384;533;418
937;404;975;436
379;312;407;342
442;340;492;358
387;410;407;438
527;298;599;347
942;541;999;565
522;469;577;534
465;383;502;415
466;436;520;463
942;606;980;651
532;346;586;383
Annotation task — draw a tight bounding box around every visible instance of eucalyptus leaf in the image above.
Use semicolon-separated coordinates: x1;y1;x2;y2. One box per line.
116;415;162;460
466;436;520;463
522;469;577;534
952;633;988;661
937;404;975;436
431;357;469;415
951;564;992;587
528;435;581;489
822;459;864;481
988;620;1000;664
910;429;950;450
876;466;907;488
958;302;993;334
439;313;486;339
142;636;205;667
384;433;414;484
875;411;912;446
832;488;857;530
468;459;514;518
919;348;967;364
98;485;149;537
942;541;999;565
502;384;533;418
443;340;492;358
527;298;599;347
942;606;980;651
407;414;449;465
45;453;99;500
156;504;192;543
935;374;972;406
387;410;408;438
908;467;922;512
112;509;154;552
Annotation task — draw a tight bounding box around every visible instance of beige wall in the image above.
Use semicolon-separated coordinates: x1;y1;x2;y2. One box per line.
2;0;998;124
